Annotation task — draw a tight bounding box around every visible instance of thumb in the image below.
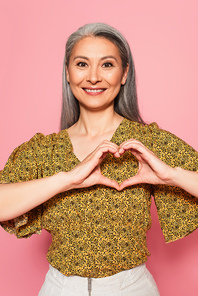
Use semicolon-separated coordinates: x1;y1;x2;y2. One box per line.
99;175;120;191
119;175;142;190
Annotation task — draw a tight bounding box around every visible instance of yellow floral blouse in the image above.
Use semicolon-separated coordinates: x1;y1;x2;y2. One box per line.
1;118;198;278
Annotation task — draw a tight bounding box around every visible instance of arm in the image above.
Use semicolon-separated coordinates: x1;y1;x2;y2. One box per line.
170;167;198;198
0;140;120;221
0;173;72;222
119;139;198;197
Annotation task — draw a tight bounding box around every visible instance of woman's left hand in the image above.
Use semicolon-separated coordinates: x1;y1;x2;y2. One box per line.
118;139;175;190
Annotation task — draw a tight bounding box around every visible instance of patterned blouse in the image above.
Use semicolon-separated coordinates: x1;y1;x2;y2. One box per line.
1;118;198;278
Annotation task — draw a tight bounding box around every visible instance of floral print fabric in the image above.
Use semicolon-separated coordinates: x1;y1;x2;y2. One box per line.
1;118;198;277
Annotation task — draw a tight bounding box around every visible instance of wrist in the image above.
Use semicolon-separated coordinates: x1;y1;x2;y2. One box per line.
52;171;75;193
168;166;186;187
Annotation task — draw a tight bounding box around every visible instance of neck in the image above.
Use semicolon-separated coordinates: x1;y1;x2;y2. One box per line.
75;107;123;137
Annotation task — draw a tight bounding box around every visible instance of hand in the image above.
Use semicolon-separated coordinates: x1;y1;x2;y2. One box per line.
118;139;175;190
69;140;120;190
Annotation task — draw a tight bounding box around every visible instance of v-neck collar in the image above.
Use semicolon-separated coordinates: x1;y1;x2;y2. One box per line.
65;117;127;163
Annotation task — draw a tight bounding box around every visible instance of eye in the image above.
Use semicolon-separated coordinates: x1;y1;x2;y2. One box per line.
102;62;113;68
77;62;88;67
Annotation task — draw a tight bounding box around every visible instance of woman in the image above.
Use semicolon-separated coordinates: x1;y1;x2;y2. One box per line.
0;23;198;295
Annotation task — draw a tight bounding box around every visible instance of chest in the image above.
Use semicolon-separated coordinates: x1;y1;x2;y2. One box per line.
69;133;116;162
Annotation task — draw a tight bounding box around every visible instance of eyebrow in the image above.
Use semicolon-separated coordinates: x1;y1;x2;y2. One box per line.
73;55;118;62
101;55;118;62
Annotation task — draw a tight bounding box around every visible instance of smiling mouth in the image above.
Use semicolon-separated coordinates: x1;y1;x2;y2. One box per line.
83;88;106;94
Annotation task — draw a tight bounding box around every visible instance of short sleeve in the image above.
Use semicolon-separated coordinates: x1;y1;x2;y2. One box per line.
148;123;198;243
0;134;45;238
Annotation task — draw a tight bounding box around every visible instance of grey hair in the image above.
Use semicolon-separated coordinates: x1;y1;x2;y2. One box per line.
61;23;144;130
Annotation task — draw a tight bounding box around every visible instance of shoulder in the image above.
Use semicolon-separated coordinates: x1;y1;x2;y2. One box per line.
123;118;197;153
1;129;71;182
120;118;159;143
16;129;69;151
122;118;187;144
4;129;70;165
121;118;159;132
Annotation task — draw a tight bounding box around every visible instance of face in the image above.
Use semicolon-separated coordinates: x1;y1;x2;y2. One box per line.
66;37;128;112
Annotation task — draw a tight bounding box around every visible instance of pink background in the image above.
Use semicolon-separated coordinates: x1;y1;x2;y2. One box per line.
0;0;198;295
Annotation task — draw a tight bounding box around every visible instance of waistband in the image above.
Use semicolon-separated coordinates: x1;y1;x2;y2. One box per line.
49;263;147;293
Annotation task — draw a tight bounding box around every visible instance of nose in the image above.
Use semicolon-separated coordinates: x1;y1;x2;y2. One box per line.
86;65;102;84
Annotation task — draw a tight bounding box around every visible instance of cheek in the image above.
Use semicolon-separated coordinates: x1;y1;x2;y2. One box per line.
69;71;84;86
106;71;124;86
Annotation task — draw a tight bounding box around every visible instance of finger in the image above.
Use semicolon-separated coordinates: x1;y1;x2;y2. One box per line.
73;146;119;184
99;175;120;191
119;140;147;153
118;140;139;155
119;176;142;190
91;145;120;163
119;138;142;148
73;142;120;185
120;138;145;146
119;143;156;163
127;149;148;163
96;140;119;151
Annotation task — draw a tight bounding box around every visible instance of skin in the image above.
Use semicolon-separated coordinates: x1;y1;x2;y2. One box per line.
0;36;198;222
66;37;128;115
66;36;128;161
118;139;198;195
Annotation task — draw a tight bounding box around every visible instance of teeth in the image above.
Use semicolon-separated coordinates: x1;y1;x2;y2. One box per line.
84;89;104;93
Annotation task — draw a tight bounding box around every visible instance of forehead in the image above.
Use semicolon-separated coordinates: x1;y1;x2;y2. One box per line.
70;36;121;59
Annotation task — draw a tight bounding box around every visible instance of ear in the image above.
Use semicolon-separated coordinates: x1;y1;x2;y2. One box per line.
66;65;70;83
121;63;129;85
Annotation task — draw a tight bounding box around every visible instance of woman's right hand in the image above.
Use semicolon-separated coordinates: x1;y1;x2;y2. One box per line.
66;140;120;191
0;141;120;221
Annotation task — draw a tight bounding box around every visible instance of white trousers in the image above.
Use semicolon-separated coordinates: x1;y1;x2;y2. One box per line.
38;264;160;296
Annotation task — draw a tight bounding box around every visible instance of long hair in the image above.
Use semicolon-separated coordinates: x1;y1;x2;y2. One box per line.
61;23;144;130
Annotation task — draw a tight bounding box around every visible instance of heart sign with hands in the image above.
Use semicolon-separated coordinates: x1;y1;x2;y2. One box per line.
69;140;121;191
118;139;175;190
69;139;175;191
